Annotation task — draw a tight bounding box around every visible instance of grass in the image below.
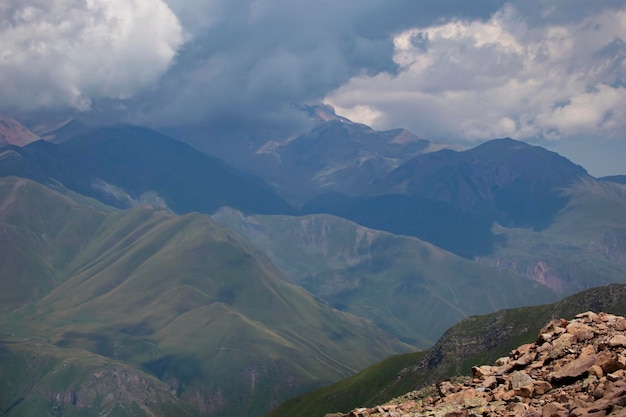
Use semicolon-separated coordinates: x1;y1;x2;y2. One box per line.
212;208;558;348
267;284;626;417
477;179;626;295
0;177;410;417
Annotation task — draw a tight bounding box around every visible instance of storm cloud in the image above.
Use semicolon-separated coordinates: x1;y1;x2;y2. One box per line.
2;0;626;161
0;0;184;112
0;0;515;127
327;2;626;144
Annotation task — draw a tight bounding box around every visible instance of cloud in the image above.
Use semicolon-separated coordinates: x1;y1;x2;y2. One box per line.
0;0;185;112
326;3;626;142
5;0;625;144
124;0;401;128
0;0;519;129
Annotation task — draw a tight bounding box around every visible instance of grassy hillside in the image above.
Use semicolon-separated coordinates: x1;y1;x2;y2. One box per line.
0;341;197;417
267;284;626;417
212;208;557;348
478;179;626;294
0;177;409;417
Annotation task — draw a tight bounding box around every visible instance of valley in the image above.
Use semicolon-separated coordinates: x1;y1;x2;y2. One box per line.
0;109;625;417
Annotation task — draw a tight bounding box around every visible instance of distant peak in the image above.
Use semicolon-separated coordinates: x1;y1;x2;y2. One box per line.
0;114;39;147
296;103;354;125
480;137;532;148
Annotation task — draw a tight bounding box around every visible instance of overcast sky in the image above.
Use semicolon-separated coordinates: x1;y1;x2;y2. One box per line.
1;0;625;175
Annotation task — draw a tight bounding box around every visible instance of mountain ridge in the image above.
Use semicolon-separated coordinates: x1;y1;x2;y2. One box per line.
212;207;557;348
0;176;409;417
267;284;626;417
0;125;295;216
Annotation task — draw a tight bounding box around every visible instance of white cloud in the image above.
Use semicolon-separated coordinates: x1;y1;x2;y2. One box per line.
0;0;185;112
326;4;626;142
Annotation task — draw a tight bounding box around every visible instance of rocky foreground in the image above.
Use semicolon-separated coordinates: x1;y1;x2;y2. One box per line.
327;312;626;417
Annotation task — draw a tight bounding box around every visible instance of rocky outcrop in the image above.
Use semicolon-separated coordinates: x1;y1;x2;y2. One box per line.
330;312;626;417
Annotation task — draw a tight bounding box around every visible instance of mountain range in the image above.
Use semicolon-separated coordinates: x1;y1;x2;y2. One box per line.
0;125;293;215
0;177;407;417
169;104;445;204
0;107;624;417
212;208;556;348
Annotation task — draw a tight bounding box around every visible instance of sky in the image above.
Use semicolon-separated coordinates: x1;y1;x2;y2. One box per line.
1;0;625;175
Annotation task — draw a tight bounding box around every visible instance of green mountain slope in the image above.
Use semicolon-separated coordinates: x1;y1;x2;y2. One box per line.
267;284;626;417
0;177;409;417
0;342;197;417
477;179;626;294
212;208;557;348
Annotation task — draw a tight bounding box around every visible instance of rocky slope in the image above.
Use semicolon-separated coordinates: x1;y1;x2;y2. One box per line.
0;114;39;146
330;311;626;417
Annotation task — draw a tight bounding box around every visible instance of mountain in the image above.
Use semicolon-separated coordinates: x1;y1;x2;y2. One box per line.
38;118;92;143
0;177;409;417
168;105;442;204
212;208;557;348
0;125;294;215
0;114;39;146
326;310;626;417
477;178;626;294
374;138;590;228
303;138;592;257
259;113;432;202
267;284;626;417
601;175;626;185
0;342;198;417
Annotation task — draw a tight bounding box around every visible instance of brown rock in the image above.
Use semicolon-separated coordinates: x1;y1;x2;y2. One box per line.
438;380;464;396
597;350;623;374
514;343;535;356
594;386;606;399
613;317;626;331
534;380;553;395
495;357;510;366
608;407;626;417
442;389;477;404
542;402;567;417
510;371;534;389
472;365;495;379
515;352;538;367
581;344;597;357
550;333;577;359
443;410;468;417
591;365;605;378
508;402;529;414
482;375;498;390
538;320;566;343
570;409;606;417
567;322;595;341
609;335;626;347
514;384;534;398
550;354;597;381
586;385;626;411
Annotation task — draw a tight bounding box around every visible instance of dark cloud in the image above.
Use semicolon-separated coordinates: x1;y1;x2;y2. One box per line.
0;0;524;129
3;0;626;175
128;0;526;129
